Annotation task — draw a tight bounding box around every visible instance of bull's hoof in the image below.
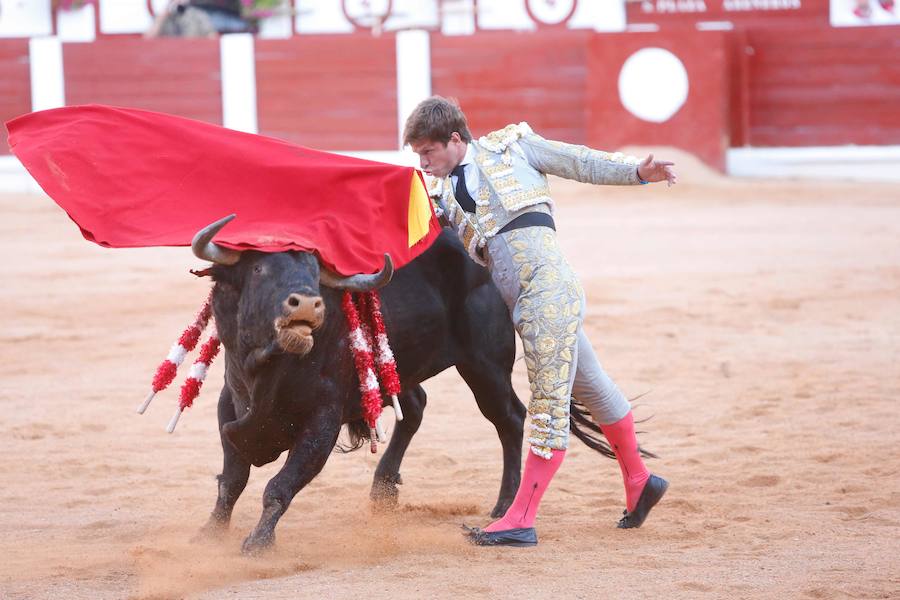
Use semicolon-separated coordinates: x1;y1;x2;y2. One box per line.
192;516;229;542
241;531;275;556
490;497;514;519
370;473;402;512
370;491;399;512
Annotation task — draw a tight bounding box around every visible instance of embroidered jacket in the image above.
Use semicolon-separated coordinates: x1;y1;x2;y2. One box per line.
429;122;643;265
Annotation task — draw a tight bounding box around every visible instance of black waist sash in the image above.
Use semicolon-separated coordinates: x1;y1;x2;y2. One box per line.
497;212;556;235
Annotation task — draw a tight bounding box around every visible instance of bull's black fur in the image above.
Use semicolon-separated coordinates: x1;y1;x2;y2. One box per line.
202;230;526;553
200;229;621;554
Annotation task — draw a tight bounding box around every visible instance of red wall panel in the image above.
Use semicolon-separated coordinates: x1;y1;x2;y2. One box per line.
0;40;31;155
745;26;900;146
431;31;591;144
63;38;222;125
728;29;751;147
587;31;732;170
255;36;397;150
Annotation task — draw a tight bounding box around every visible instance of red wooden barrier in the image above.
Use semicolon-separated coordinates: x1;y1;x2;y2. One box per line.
63;38;222;125
255;36;397;150
0;40;32;155
431;31;592;144
744;26;900;146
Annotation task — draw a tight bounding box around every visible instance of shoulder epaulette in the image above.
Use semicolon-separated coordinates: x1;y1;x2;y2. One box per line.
478;122;534;153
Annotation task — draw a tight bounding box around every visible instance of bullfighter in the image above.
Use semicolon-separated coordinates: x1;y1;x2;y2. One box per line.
404;96;675;547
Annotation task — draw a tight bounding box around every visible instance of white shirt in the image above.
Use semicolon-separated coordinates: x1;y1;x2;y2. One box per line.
450;143;480;200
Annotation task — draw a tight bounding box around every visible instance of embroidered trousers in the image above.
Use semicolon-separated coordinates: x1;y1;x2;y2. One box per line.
485;226;631;458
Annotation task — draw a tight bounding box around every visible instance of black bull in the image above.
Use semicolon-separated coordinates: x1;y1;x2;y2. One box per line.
191;218;611;554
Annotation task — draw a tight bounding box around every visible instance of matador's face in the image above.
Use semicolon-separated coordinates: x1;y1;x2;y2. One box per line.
410;132;467;179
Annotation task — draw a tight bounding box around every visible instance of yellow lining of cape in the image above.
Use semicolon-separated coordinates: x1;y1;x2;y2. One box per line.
408;171;432;247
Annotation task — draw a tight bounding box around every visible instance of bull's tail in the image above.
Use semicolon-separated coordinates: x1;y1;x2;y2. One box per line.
334;419;371;453
337;402;659;458
569;396;658;460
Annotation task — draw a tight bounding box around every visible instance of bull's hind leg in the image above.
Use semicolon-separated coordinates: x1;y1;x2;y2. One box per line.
198;387;251;538
241;403;342;555
455;363;526;518
370;385;426;509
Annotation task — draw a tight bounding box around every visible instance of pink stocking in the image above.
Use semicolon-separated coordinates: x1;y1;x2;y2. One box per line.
484;449;565;532
600;411;650;512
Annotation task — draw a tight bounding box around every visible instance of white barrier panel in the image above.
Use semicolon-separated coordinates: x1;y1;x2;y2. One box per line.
98;0;153;35
29;36;65;112
395;29;431;149
56;3;96;42
0;0;52;38
727;146;900;183
295;0;354;34
220;33;258;134
441;0;476;35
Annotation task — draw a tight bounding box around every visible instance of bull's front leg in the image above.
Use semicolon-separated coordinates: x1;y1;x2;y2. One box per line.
197;387;251;539
241;403;342;555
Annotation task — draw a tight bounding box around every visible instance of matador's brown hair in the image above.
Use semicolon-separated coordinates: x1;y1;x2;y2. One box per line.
402;95;473;147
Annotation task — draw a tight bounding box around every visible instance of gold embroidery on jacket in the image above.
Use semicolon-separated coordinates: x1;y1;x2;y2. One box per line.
475;147;552;214
500;187;553;213
482;162;514;178
492;176;523;193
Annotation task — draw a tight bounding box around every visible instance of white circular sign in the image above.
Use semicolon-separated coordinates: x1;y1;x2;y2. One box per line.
526;0;577;25
617;48;689;123
343;0;391;28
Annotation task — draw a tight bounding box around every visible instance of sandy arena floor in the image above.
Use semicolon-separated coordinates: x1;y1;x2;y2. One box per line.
1;153;899;599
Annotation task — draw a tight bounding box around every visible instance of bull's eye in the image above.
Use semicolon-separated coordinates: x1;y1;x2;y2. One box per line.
253;264;263;274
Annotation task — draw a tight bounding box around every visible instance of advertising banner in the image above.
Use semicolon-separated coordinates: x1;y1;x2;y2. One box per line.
626;0;828;26
830;0;899;26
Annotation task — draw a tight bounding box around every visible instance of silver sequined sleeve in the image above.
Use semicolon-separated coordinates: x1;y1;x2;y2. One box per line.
517;133;642;186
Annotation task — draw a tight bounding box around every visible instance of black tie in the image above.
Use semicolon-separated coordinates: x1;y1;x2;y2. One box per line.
451;164;476;213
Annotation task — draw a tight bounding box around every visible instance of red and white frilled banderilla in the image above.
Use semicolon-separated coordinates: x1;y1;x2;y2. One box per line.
138;291;220;432
138;291;212;415
139;288;403;450
341;290;403;453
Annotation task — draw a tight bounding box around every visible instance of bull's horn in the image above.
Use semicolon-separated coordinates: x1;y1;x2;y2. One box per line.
191;214;241;265
319;254;393;292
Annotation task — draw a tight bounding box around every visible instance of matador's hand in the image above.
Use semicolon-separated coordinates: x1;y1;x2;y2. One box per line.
637;154;677;187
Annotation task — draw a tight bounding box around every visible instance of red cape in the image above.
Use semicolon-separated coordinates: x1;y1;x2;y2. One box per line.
6;105;440;275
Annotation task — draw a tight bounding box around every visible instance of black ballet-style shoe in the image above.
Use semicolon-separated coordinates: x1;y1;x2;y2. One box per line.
461;524;538;547
617;474;669;529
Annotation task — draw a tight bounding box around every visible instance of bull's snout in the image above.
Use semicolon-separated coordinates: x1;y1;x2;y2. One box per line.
283;293;324;323
275;293;325;355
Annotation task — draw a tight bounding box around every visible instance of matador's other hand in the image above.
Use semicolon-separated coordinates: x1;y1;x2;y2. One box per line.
637;154;677;187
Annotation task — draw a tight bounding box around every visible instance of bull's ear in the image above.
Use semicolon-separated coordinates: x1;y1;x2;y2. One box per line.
318;254;393;291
